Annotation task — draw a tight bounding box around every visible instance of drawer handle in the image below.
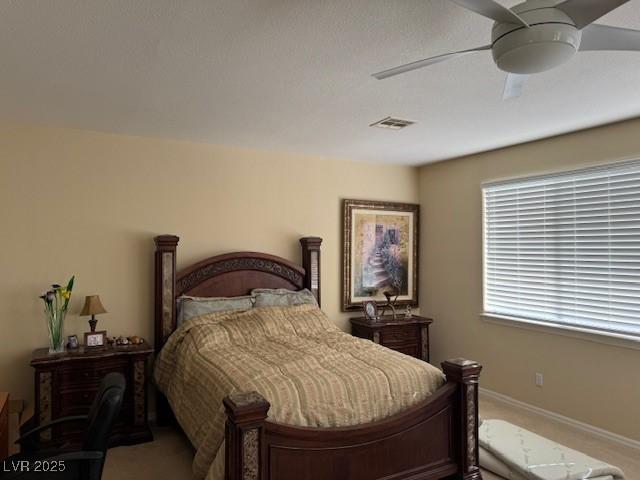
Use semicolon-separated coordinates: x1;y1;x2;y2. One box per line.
82;393;90;400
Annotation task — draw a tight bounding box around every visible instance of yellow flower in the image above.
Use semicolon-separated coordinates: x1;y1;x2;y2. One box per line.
62;290;71;300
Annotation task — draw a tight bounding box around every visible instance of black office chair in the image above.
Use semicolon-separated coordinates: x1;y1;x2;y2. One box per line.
0;372;125;480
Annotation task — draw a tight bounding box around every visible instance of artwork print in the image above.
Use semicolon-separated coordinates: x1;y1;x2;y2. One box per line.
343;200;419;311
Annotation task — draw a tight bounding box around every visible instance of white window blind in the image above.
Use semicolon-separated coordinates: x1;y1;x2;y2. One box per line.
483;160;640;339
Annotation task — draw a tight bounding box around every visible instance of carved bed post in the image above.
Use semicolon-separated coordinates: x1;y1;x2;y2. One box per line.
442;358;483;480
224;392;271;480
300;237;322;307
154;234;179;426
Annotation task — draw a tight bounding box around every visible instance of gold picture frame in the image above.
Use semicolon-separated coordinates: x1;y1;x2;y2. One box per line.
342;199;419;311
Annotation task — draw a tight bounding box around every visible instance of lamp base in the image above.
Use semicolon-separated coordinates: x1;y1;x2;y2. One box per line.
89;317;98;333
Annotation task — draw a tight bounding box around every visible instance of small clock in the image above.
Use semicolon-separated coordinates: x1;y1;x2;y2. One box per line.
84;330;107;349
362;300;379;322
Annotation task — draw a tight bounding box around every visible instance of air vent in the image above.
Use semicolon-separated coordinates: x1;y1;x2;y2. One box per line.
370;117;415;130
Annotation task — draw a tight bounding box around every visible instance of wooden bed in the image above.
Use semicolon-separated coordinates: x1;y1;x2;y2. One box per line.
154;235;483;480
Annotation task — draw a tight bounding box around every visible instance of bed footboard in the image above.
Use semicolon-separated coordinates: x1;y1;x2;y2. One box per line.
224;358;482;480
442;358;483;480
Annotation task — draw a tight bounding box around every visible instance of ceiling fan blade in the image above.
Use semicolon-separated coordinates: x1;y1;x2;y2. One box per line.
555;0;630;29
372;45;491;80
449;0;529;27
580;24;640;51
503;73;528;100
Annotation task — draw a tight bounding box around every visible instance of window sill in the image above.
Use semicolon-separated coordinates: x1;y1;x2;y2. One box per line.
481;313;640;351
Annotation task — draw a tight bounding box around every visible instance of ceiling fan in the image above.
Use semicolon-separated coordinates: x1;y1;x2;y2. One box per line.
373;0;640;99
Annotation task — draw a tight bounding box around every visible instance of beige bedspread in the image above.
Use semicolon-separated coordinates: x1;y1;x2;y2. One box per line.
154;304;445;480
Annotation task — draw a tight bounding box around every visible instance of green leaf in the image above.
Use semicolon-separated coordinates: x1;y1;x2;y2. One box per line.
66;275;75;292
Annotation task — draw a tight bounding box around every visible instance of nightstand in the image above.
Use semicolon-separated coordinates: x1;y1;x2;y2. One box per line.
29;342;153;447
350;315;433;362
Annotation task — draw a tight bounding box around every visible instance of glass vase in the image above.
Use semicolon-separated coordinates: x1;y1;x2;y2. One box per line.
45;309;66;354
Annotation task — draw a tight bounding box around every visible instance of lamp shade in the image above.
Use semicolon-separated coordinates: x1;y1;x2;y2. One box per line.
80;295;107;316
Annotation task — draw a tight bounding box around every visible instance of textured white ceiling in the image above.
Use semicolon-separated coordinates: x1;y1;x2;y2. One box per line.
1;1;639;165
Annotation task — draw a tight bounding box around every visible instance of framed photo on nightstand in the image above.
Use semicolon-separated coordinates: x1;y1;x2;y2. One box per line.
84;331;107;349
363;300;379;322
67;334;79;349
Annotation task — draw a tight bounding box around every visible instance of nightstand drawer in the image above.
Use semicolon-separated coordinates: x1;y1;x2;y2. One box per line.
59;362;127;390
60;389;97;409
59;388;134;417
380;325;419;345
388;344;419;358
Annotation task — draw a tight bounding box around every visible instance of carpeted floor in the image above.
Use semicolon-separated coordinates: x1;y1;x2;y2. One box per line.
103;393;640;480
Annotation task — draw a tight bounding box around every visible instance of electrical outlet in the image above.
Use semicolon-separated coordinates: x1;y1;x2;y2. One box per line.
535;373;544;387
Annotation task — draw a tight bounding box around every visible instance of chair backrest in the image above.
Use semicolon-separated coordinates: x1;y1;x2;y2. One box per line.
81;372;126;479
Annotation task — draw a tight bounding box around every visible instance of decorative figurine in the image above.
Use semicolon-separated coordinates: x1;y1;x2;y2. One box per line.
379;287;399;320
405;305;412;319
128;335;144;345
108;335;145;346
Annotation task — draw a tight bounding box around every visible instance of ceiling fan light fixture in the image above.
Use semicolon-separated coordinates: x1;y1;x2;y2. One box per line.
372;0;640;100
492;23;582;74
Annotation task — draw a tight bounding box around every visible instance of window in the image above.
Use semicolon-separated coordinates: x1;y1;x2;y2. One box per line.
483;160;640;339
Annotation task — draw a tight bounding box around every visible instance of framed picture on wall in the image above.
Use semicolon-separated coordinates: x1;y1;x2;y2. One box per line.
342;199;419;311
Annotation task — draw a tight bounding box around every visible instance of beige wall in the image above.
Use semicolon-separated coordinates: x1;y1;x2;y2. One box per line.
4;119;639;441
0;123;419;402
419;118;640;441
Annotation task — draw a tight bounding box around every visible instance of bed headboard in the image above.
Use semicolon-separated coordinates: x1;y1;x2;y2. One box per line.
153;235;322;351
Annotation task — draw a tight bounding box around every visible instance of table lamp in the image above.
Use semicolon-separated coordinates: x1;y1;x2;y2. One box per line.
80;295;107;332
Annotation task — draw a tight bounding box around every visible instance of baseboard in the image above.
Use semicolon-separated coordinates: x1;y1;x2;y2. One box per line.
479;387;640;451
